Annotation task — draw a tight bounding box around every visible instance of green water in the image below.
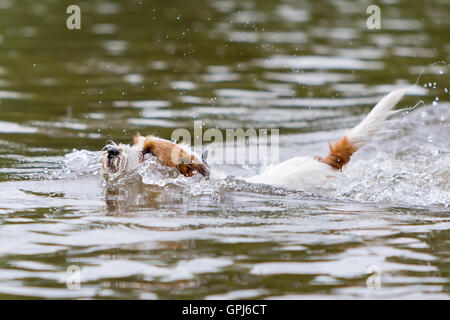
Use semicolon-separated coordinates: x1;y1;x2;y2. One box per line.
0;0;448;299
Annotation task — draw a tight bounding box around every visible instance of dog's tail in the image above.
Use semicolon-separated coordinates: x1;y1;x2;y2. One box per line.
317;88;408;170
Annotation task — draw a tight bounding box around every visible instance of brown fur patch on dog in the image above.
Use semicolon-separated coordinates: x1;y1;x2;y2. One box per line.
316;136;357;170
143;135;209;177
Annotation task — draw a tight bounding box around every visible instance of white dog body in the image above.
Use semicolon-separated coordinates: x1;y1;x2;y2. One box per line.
245;88;408;191
246;156;336;191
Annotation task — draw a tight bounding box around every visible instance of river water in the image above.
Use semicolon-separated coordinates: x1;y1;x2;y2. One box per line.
0;0;449;299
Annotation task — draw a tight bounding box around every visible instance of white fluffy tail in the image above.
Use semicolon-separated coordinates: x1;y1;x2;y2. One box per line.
246;88;410;190
347;88;408;149
317;88;408;170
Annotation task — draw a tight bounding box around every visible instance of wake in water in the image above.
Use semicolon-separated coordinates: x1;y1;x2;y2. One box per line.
58;101;449;209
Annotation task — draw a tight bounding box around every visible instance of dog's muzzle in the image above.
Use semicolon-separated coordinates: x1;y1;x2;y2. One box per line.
105;147;121;171
107;147;120;159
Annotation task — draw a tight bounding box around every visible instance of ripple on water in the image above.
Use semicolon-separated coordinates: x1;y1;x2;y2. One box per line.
255;55;384;70
0;121;37;133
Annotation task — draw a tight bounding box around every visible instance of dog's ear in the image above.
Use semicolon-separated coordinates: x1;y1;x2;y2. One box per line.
177;162;210;177
176;152;210;177
141;136;210;177
193;162;210;177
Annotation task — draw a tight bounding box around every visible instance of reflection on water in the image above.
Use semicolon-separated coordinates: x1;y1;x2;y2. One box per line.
0;0;449;299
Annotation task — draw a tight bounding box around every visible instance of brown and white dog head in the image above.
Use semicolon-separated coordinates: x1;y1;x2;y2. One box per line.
101;134;209;178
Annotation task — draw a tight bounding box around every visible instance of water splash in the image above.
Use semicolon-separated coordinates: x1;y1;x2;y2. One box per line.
322;151;449;207
322;102;450;208
53;149;102;179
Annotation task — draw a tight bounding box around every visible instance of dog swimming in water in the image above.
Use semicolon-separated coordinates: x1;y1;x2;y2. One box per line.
101;88;408;191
